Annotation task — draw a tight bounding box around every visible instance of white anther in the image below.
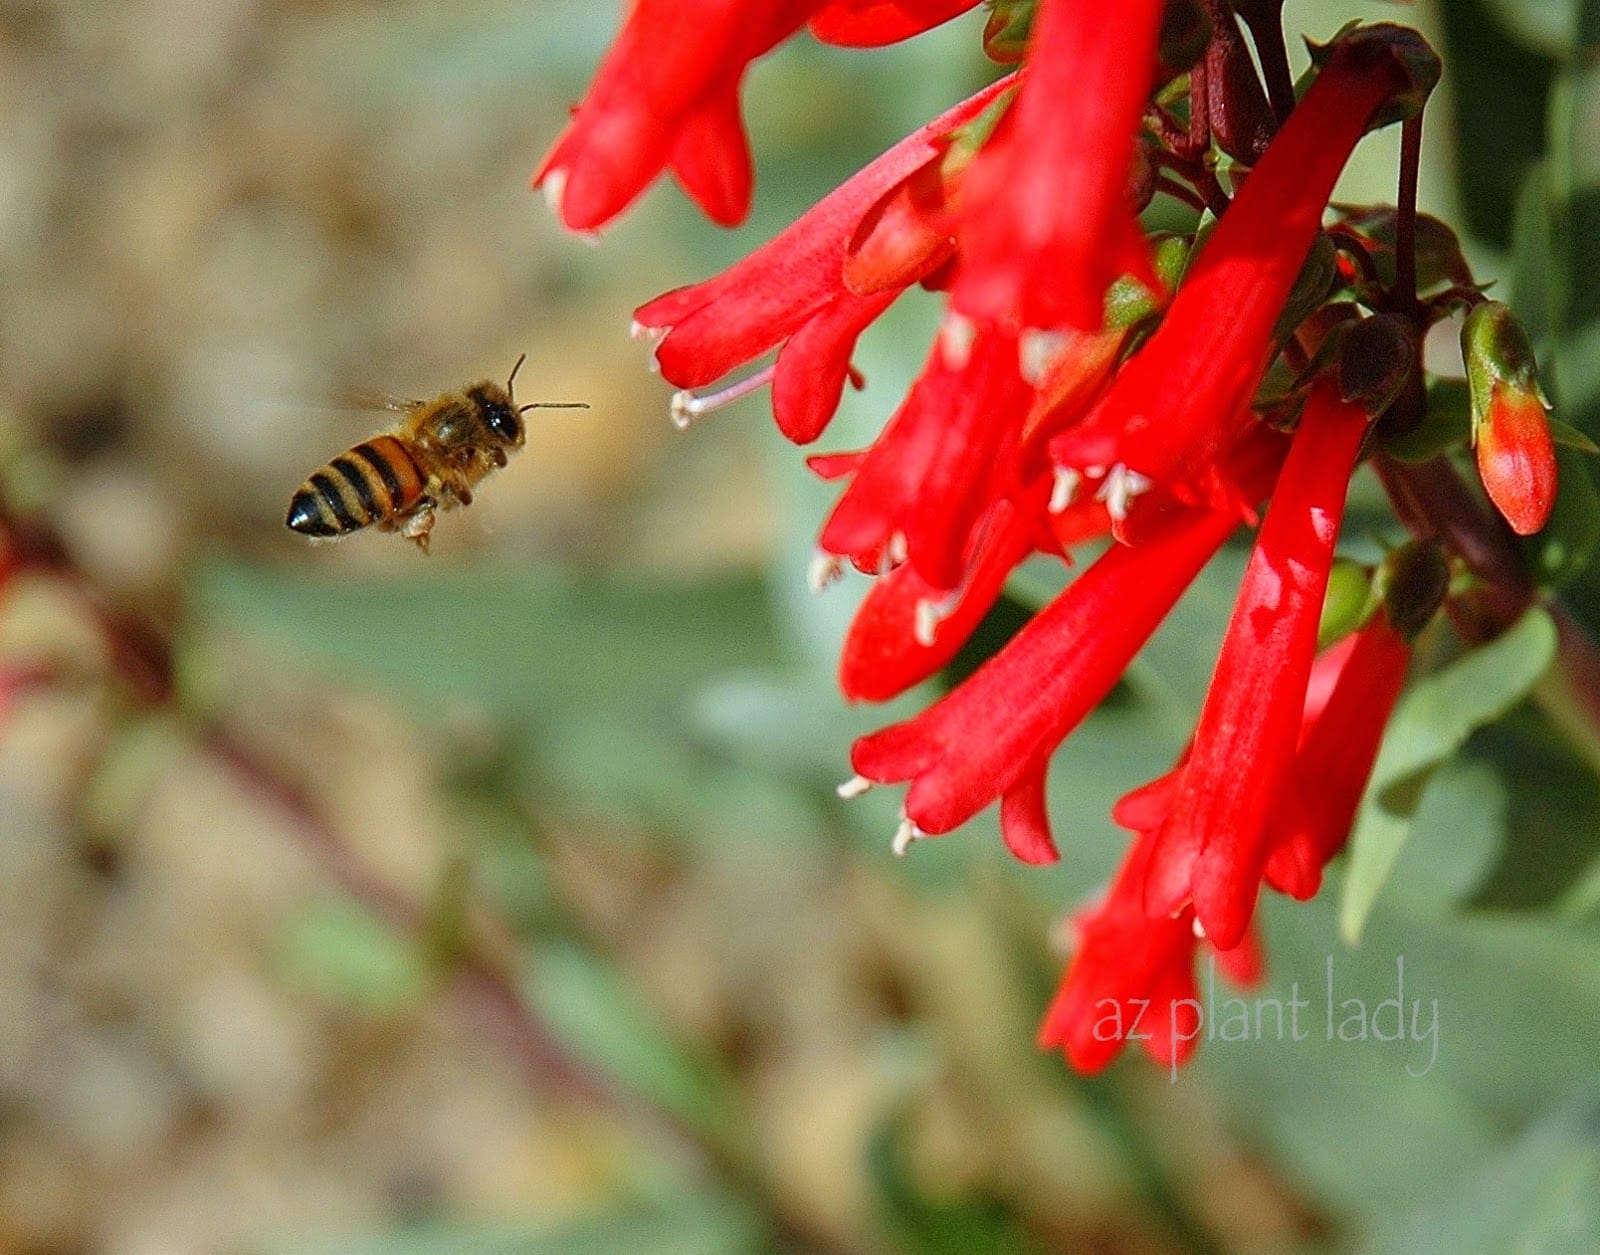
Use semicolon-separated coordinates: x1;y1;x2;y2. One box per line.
1095;463;1152;521
630;319;668;347
1020;328;1070;386
669;391;699;430
836;774;873;800
667;365;776;430
891;816;927;857
1191;915;1207;940
938;312;977;369
886;531;909;566
913;587;962;648
1049;465;1083;514
541;167;568;215
807;551;845;593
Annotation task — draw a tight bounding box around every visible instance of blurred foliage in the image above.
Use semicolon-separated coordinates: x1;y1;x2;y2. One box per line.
1;1;1599;1253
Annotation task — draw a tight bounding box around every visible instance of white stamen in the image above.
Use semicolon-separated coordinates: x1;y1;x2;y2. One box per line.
1191;916;1207;940
886;531;909;566
630;319;668;346
1019;328;1070;386
1049;465;1082;514
914;586;964;648
938;312;977;369
891;816;927;857
668;365;776;430
1095;463;1152;521
836;774;873;800
807;551;844;593
541;167;568;216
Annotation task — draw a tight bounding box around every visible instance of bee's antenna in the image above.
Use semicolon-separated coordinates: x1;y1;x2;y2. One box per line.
506;352;528;395
519;402;590;412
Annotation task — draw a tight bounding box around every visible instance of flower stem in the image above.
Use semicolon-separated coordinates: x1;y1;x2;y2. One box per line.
1394;113;1424;316
1234;0;1295;123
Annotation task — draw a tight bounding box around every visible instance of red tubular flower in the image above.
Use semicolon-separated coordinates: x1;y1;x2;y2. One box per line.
810;0;982;46
850;485;1251;861
951;0;1165;333
632;76;1014;442
818;324;1032;590
536;0;819;232
1039;828;1263;1074
1049;36;1411;514
1264;614;1412;899
1144;385;1374;950
839;480;1053;702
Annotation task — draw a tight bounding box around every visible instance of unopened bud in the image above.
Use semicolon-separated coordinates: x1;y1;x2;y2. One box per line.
982;0;1036;64
1463;301;1557;535
1378;538;1451;640
1104;233;1189;329
1335;313;1417;417
1317;558;1377;649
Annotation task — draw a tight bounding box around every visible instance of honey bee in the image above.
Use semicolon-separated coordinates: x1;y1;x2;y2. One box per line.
285;355;586;552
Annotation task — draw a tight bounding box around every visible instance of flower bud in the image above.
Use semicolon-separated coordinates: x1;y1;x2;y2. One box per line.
1377;538;1450;640
1463;301;1557;536
1317;558;1376;649
982;0;1036;64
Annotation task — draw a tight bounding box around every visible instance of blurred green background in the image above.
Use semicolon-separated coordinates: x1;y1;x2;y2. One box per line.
1;1;1599;1252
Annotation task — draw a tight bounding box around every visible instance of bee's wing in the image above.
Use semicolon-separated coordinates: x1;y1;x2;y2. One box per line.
345;389;426;414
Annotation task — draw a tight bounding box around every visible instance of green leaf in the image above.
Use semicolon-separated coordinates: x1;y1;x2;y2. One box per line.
1340;608;1559;943
194;562;779;721
1382;378;1471;464
866;1113;1033;1255
1549;415;1600;452
275;899;431;1012
521;943;738;1139
1440;0;1555;247
1368;1085;1600;1254
1460;712;1600;916
266;1194;762;1255
1521;444;1600;589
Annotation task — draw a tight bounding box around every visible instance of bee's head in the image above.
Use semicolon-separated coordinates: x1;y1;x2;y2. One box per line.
470;383;525;449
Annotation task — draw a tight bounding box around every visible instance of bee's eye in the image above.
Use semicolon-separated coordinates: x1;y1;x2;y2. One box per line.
484;400;522;443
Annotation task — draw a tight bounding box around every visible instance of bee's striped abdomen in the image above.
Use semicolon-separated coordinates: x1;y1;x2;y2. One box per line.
285;436;426;538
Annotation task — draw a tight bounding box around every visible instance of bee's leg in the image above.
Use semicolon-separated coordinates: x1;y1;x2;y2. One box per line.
491;447;507;468
399;500;436;553
434;469;473;508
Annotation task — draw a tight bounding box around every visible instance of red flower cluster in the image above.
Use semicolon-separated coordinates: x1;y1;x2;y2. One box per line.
540;3;1545;1073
